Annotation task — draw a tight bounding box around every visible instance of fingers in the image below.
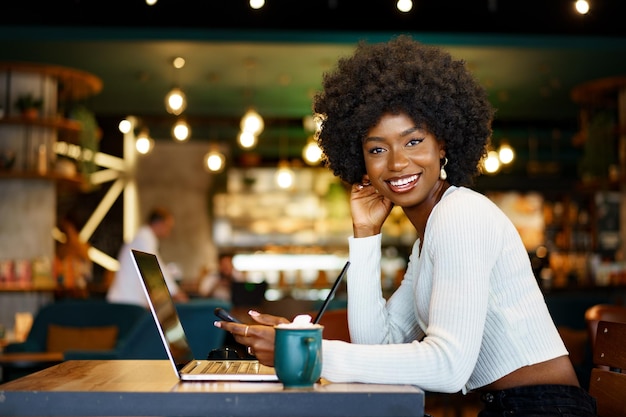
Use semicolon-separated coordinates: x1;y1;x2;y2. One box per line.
248;310;290;326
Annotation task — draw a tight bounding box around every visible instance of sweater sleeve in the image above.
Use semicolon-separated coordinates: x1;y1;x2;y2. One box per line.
321;191;506;393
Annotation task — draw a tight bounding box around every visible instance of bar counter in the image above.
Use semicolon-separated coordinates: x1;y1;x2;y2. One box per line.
0;360;425;417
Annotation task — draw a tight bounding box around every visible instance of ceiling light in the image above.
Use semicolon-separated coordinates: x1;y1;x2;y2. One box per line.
575;0;590;15
302;136;323;165
203;149;226;173
172;118;191;141
396;0;412;13
118;119;132;134
135;130;154;154
498;142;515;164
240;108;264;136
165;87;187;115
275;160;294;189
172;57;186;69
238;130;258;149
483;151;501;174
249;0;265;9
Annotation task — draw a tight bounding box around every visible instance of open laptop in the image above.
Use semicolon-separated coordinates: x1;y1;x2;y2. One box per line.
131;249;278;381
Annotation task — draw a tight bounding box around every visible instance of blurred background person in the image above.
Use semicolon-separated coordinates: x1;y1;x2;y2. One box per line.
198;252;244;302
107;207;188;307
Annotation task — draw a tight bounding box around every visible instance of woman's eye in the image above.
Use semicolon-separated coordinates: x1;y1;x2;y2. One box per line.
368;147;385;155
406;138;423;147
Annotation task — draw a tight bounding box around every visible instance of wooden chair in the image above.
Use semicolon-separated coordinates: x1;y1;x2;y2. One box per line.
588;320;626;417
306;308;350;342
584;304;626;357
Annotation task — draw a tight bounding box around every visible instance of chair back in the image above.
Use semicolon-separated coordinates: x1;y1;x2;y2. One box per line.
584;304;626;356
307;308;350;342
588;320;626;417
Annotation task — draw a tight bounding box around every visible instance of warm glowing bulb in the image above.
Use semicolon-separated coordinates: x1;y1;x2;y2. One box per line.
250;0;265;9
575;0;590;14
118;119;132;134
397;0;412;12
172;57;185;69
240;108;264;135
145;0;157;5
483;151;501;174
498;143;515;164
238;130;258;149
276;164;294;189
165;88;187;115
302;139;323;165
135;133;154;154
204;150;226;173
172;119;191;141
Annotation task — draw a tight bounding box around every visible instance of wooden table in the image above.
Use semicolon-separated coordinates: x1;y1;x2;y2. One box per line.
0;351;64;383
0;360;425;416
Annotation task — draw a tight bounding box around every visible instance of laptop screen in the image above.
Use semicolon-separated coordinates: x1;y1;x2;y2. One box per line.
132;249;194;369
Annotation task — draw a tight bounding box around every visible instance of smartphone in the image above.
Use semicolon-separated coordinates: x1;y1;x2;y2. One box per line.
214;307;242;323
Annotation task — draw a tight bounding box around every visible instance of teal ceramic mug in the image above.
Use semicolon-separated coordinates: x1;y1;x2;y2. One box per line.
274;324;323;389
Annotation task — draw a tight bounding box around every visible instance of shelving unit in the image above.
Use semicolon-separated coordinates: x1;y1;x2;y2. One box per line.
0;62;101;328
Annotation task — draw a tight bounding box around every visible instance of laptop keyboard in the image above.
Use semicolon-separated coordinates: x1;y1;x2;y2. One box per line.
201;360;261;374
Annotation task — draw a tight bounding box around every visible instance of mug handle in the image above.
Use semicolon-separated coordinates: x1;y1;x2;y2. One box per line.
300;336;318;382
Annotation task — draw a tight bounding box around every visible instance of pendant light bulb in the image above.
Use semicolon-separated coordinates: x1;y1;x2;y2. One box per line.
135;130;154;155
172;119;191;142
498;142;515;165
203;149;226;173
165;87;187;115
302;136;323;165
240;108;264;136
238;130;258;149
275;160;294;189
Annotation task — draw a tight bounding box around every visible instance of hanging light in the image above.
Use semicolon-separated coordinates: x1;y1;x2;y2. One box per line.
165;87;187;115
238;130;258;149
302;136;323;165
135;129;154;155
498;141;515;164
249;0;265;9
396;0;413;13
574;0;590;15
240;108;264;136
203;148;226;173
275;160;294;189
118;118;132;134
172;118;191;142
482;150;501;174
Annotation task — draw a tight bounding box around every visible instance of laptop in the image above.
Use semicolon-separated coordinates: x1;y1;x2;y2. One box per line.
131;249;278;381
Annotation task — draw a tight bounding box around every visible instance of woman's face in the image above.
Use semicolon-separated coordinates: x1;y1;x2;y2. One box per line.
362;112;445;208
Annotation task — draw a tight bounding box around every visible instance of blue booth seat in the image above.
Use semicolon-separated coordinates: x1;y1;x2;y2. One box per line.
5;298;232;361
4;299;148;356
87;298;232;360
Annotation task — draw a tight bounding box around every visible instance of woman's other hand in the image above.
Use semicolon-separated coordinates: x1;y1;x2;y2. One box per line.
214;311;290;366
351;176;394;237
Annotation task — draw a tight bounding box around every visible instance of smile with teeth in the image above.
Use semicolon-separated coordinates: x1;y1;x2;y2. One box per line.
387;174;419;188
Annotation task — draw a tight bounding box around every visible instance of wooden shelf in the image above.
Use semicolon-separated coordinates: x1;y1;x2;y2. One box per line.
0;170;83;185
0;62;102;101
0;117;82;144
0;116;81;132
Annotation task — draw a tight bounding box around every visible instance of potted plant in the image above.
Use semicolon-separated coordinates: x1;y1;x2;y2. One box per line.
14;93;43;119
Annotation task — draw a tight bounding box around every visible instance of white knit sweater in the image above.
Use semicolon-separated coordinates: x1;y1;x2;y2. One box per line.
321;186;567;394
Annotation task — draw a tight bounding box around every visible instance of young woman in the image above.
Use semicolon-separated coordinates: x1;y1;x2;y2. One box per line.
216;35;597;416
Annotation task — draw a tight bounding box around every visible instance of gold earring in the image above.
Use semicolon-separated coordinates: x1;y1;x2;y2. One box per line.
439;157;448;180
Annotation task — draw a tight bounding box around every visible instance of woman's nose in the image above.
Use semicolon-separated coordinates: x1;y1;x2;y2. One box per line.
388;149;409;171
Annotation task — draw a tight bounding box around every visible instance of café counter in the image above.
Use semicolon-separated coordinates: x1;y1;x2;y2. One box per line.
0;360;425;417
